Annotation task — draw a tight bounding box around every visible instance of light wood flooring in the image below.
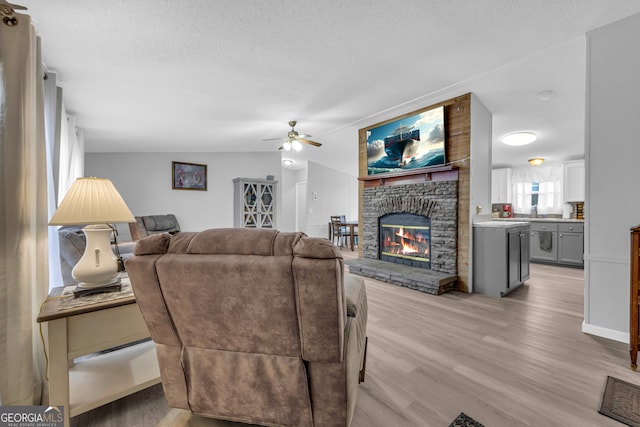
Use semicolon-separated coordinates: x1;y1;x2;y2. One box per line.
71;254;639;426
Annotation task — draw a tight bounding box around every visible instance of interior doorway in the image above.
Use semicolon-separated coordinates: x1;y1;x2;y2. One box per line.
295;181;307;233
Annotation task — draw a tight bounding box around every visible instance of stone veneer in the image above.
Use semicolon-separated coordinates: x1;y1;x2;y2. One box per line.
361;180;458;275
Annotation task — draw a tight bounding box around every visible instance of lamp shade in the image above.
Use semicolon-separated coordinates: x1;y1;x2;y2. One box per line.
49;177;136;225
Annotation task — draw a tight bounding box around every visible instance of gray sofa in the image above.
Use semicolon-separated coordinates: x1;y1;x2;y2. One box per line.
58;226;136;285
129;214;180;241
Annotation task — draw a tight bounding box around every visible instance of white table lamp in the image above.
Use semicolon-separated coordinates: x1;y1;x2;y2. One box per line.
49;177;136;289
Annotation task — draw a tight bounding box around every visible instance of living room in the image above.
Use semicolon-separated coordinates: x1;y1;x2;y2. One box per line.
2;2;640;427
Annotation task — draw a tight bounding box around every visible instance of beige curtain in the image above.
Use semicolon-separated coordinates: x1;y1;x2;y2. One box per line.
0;10;49;405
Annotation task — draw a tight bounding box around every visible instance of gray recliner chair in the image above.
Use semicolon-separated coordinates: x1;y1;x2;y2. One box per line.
128;214;181;241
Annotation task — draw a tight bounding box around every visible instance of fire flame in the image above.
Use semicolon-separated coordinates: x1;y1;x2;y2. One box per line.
396;227;419;254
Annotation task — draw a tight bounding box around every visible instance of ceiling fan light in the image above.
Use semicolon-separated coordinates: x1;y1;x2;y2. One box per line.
528;157;545;166
292;140;303;151
283;159;293;166
502;132;537;146
283;141;292;151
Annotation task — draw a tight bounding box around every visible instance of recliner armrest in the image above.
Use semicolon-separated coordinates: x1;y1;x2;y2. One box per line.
344;274;366;318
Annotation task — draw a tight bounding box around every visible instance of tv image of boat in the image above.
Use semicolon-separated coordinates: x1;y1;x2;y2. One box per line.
384;125;421;166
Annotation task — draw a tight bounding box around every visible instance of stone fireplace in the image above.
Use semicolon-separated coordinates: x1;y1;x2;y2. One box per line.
347;178;459;294
353;93;475;293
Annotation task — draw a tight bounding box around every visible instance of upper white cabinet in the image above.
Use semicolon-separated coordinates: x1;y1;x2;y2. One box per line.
491;168;513;203
563;160;585;202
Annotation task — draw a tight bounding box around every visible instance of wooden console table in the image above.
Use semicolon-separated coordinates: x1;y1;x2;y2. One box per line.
37;283;160;426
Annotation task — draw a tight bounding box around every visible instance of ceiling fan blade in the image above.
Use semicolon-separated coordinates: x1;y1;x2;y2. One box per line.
299;138;322;147
262;137;287;142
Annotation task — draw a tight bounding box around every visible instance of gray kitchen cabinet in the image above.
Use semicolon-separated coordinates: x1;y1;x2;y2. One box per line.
473;222;530;297
508;227;530;289
528;221;583;268
558;223;584;265
530;222;558;263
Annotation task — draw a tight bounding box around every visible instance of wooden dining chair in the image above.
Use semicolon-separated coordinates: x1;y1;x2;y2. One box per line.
339;215;358;247
330;215;347;248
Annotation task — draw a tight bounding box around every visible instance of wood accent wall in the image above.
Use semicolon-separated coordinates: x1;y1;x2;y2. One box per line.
358;93;471;292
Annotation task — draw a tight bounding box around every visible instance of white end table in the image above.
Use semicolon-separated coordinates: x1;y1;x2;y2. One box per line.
37;283;161;426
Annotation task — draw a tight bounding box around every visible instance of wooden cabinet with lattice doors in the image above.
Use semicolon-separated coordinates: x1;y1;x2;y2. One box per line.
233;178;277;229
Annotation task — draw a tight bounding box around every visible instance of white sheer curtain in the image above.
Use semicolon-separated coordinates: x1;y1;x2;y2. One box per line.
0;12;48;405
44;75;84;288
58;108;84;201
44;71;63;287
511;164;564;215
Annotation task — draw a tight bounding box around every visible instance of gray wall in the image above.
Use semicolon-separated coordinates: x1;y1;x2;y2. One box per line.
584;12;640;341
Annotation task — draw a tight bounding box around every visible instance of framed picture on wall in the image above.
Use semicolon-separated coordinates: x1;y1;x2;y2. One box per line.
172;161;207;191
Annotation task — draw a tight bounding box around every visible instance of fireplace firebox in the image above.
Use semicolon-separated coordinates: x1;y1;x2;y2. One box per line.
379;213;431;269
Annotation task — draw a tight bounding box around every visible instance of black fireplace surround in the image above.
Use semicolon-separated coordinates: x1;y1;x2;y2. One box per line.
379;213;431;269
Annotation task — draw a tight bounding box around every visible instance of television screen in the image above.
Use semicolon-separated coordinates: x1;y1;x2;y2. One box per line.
366;106;446;176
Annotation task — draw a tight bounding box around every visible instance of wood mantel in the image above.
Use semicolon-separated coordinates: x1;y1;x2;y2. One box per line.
359;165;459;188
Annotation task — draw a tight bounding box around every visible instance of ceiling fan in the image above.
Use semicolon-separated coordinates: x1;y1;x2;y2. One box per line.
262;121;322;151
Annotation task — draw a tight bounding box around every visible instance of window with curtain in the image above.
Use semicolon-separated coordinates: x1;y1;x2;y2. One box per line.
511;164;564;215
43;75;85;288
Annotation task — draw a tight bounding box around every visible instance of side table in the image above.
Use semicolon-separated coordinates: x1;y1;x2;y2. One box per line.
37;281;160;426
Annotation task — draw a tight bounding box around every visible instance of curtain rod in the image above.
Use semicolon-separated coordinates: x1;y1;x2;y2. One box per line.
0;1;27;27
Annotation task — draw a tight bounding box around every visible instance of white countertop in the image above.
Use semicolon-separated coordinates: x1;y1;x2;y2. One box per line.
474;221;530;228
492;218;584;223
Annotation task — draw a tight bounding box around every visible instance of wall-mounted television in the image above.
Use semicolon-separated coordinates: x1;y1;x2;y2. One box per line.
366;105;446;176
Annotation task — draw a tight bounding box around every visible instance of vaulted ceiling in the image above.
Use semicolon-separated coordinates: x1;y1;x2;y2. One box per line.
23;1;640;173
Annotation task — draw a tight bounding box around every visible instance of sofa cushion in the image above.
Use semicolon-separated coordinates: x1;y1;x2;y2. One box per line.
59;226;86;264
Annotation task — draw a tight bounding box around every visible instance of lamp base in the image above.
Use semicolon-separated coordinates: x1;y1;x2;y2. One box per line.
72;224;120;288
73;278;122;298
76;276;121;290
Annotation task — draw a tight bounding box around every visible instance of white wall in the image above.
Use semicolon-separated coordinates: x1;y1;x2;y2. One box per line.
85;152;282;237
584;12;640;342
305;161;359;238
279;167;297;232
86;152;358;240
470;94;493;291
470;94;493;222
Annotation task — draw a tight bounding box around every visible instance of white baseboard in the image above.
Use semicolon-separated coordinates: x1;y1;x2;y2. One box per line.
582;321;629;343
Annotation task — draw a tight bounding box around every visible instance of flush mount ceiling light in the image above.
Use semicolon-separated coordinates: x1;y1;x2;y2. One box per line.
502;132;537;146
528;157;545;166
283;159;293;166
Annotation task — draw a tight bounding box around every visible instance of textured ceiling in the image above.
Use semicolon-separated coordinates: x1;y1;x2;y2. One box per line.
21;1;640;173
